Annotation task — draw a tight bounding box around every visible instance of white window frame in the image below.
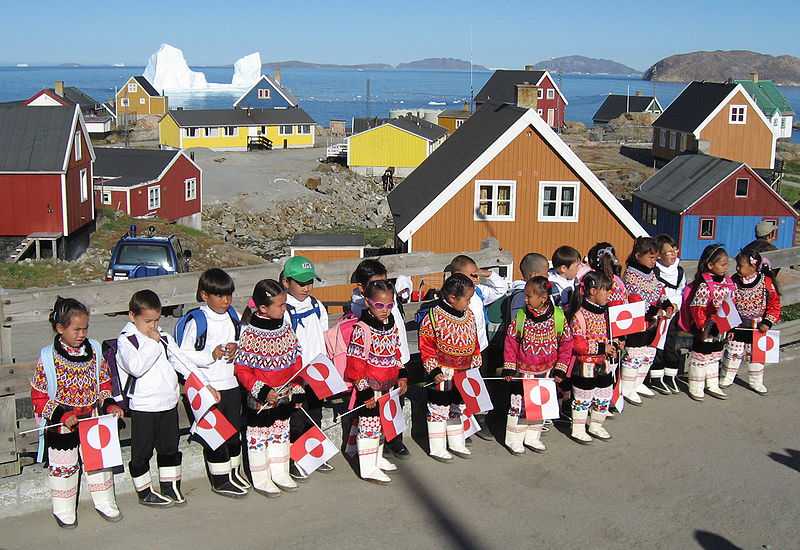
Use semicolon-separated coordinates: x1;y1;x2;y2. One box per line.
79;168;88;202
186;127;198;137
659;128;666;147
101;190;112;205
735;177;749;198
699;217;716;239
490;263;515;286
473;179;516;221
223;126;238;137
127;82;137;93
546;88;555;100
257;88;271;99
642;201;658;226
297;124;311;135
669;131;677;150
120;97;129;107
455;119;465;128
185;177;197;201
205;127;218;137
729;105;747;124
74;131;82;161
139;97;146;105
537;108;543;116
279;125;293;135
538;181;580;223
148;185;161;210
537;88;544;99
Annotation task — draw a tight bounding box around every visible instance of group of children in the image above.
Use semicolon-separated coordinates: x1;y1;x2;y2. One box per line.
31;236;781;528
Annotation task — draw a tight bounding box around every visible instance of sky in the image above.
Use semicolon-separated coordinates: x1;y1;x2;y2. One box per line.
3;0;799;69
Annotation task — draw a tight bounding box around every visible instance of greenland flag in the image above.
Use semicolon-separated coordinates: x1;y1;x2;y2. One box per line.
523;379;560;421
300;354;348;399
191;407;237;451
651;317;670;350
611;373;624;413
185;372;217;422
609;301;647;338
291;426;338;476
712;297;742;334
752;330;780;364
79;415;123;473
462;415;480;439
454;368;494;416
378;388;406;442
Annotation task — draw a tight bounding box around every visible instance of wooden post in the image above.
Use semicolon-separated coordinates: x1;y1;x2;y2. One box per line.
0;298;10;365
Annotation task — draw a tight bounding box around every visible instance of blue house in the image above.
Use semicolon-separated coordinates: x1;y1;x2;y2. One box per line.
633;153;797;259
233;74;298;110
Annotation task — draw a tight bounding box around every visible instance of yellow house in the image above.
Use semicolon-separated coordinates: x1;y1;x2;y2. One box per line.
115;76;167;117
347;115;448;177
159;107;316;151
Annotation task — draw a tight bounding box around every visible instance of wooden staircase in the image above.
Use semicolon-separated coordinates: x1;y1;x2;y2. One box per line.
247;135;273;150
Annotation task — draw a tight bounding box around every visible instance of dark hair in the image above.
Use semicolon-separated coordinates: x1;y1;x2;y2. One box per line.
241;279;285;325
587;242;620;279
352;259;387;287
654;234;677;252
736;249;781;295
525;275;550;296
626;236;659;267
567;270;612;322
365;279;395;300
694;244;728;283
196;268;235;302
49;296;89;331
519;253;549;279
551;246;581;270
446;254;477;274
441;273;474;300
129;290;162;315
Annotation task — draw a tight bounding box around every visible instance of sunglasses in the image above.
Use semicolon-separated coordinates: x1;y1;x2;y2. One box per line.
367;299;394;310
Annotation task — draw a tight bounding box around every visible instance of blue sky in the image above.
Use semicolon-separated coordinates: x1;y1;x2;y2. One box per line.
4;0;799;69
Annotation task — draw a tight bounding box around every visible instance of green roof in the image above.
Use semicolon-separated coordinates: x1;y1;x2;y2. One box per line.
736;79;794;117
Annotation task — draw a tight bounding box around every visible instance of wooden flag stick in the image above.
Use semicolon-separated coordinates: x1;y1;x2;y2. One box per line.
18;413;115;435
257;365;309;413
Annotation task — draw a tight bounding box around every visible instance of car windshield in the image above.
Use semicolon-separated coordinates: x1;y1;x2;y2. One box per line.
117;244;173;269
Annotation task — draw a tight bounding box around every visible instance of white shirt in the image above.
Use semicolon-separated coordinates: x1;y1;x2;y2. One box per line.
351;290;410;365
548;269;576;308
116;322;207;412
178;305;239;391
656;259;687;310
471;271;509;351
284;294;329;366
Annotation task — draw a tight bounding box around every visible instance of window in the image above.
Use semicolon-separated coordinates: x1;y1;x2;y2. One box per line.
474;180;516;221
128;82;137;93
186;127;198;137
224;126;237;136
699;218;715;239
148;186;161;210
642;201;658;226
537;88;544;99
781;118;787;129
537;108;543;116
79;169;88;202
257;88;271;99
735;178;749;197
117;244;172;270
546;89;555;100
729;105;747;124
456;119;464;128
101;190;112;205
120;97;129;107
205;127;218;137
74;131;82;161
538;181;579;222
680;133;687;151
297;124;311;135
280;125;293;135
139;97;146;105
669;131;676;150
185;177;197;201
659;128;666;147
490;264;515;285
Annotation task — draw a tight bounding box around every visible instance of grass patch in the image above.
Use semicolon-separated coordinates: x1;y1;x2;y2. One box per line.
781;303;800;322
779;184;800;205
784;160;800;177
0;262;72;289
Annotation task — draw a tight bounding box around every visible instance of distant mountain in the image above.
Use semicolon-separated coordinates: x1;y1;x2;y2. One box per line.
644;50;800;86
532;55;640;76
396;58;490;71
263;60;392;70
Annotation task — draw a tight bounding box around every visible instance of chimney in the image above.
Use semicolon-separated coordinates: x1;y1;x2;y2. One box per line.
462;101;469;112
54;80;64;97
515;82;538;110
524;64;534;71
751;71;759;83
635;90;641;96
274;66;281;84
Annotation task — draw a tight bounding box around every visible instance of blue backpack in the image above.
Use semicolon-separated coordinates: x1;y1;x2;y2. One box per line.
286;297;322;332
174;306;241;351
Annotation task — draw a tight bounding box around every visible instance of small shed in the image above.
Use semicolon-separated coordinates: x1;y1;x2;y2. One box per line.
592;93;662;124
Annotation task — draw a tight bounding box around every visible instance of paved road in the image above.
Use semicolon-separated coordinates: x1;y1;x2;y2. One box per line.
2;357;798;549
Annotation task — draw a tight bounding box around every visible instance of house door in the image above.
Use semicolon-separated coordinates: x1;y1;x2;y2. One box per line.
547;109;555;126
283;139;287;149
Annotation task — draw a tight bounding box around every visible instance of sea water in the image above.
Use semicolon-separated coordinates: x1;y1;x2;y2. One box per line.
0;66;797;142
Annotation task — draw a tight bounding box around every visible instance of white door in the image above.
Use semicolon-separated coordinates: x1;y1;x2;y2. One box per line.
547;109;555;126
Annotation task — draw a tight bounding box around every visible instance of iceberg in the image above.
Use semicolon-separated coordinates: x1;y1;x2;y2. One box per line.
232;52;262;88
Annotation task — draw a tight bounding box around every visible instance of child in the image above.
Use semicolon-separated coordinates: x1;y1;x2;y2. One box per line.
653;234;687;394
587;243;627;306
234;279;305;497
345;280;408;484
282;256;333;477
177;268;247;498
565;271;618;444
502;277;572;455
350;259;411;457
31;297;124;528
620;237;673;405
548;246;582;310
117;290;217;507
720;250;781;395
418;274;481;462
508;253;550;318
686;245;734;401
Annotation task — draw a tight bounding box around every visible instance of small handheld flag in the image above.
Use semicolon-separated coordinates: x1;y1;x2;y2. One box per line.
609;301;647;338
291;426;338;476
752;330;780;364
712;297;742;334
378;388;406;442
651;317;669;350
185;372;216;422
79;415;123;472
454;368;494;416
522;379;560;421
191;407;237;451
300;354;348;399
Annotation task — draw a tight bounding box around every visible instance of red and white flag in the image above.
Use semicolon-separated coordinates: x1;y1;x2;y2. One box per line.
79;415;122;472
712;296;742;334
608;301;647;338
611;373;624;413
462;415;480;439
752;330;780;364
651;317;669;350
191;407;237;451
378;388;406;442
454;368;494;416
290;425;338;476
185;372;216;422
522;379;560;421
300;354;348;400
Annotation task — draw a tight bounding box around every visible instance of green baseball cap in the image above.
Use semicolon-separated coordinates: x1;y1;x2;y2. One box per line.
284;256;318;283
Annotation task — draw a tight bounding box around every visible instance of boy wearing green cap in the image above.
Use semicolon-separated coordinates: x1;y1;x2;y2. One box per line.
281;256;334;478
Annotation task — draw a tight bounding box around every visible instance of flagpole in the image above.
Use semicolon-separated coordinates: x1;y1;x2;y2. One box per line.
18;413;115;435
483;377;556;381
257;364;310;413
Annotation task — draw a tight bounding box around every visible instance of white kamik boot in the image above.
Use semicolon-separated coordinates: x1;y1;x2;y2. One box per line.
247;445;280;498
748;362;768;395
523;422;546;453
86;469;122;522
427;421;453;463
358;437;391;485
268;442;298;492
505;415;526;455
446;421;471;458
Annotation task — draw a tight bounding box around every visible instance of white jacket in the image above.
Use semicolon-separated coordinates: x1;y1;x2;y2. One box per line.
178;305;239;391
284;294;329;366
471;271;509;351
116;322;208;412
351;290;410;365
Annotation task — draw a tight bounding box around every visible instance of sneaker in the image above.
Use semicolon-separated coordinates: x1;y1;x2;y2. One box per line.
289;462;309;482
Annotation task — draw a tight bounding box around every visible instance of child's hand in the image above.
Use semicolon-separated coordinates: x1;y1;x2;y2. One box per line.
146;327;161;342
365;397;376;409
398;379;408;396
433;373;445;384
63;414;79;430
107;405;124;418
224;343;238;361
266;390;279;405
758;323;770;334
212;345;225;361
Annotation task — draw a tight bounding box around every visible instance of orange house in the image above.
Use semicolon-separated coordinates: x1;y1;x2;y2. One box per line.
652;81;776;170
388;104;647;279
115;76;168;117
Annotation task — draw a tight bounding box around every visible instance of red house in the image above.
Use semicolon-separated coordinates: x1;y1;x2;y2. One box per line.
0;104;95;259
93;148;203;229
475;67;568;129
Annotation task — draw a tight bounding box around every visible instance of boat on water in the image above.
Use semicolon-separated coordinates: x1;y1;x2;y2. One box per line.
15;63;29;68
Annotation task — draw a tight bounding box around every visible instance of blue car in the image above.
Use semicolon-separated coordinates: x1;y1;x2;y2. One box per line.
106;225;191;282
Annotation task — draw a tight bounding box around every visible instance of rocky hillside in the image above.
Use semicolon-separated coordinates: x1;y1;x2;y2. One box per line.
533;55;640;75
396;58;489;71
644;50;800;85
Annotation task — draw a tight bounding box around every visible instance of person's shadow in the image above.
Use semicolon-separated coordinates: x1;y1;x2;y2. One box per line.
694;530;742;550
767;448;800;473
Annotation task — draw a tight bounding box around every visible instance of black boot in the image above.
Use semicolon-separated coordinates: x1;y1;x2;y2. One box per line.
473;415;493;441
158;453;186;506
664;369;681;394
648;373;672;396
289;461;309;482
386;434;410;459
207;460;248;498
132;470;173;508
